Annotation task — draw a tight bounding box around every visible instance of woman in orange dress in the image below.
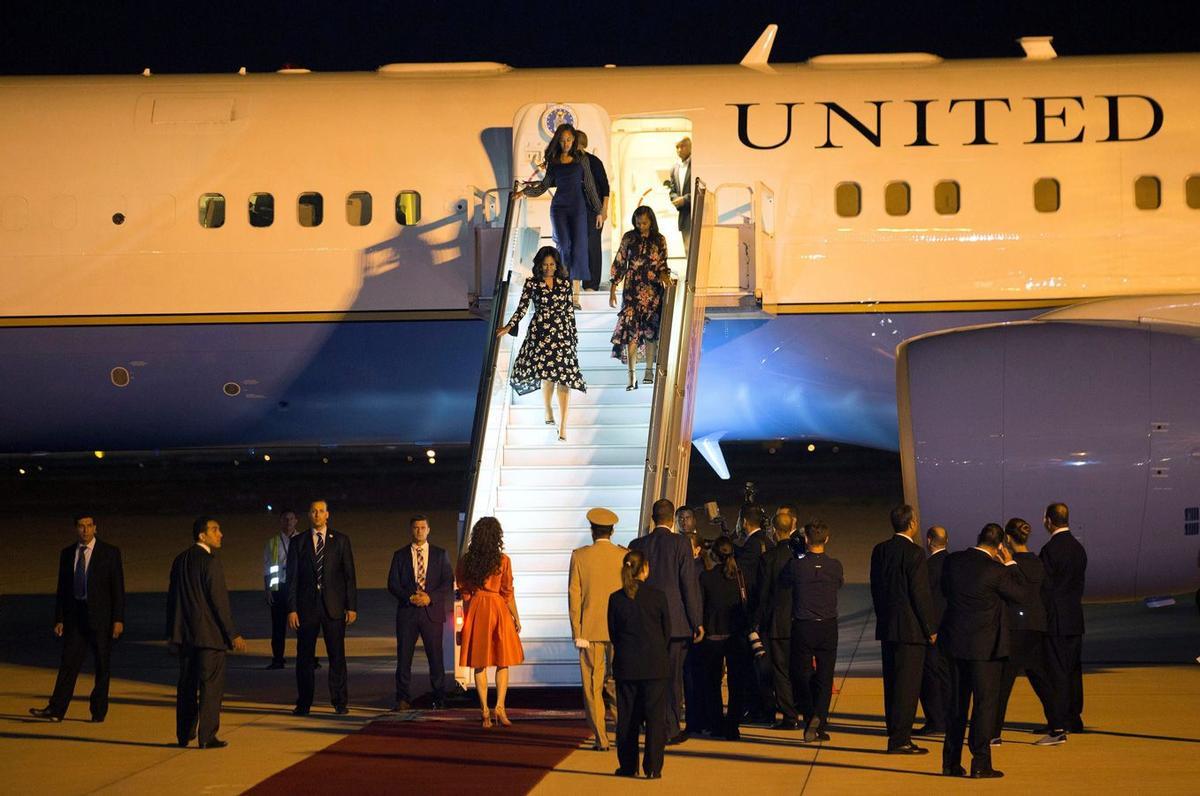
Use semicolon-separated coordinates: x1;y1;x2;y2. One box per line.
457;516;524;727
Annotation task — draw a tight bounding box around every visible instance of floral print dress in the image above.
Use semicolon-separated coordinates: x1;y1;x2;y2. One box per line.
506;275;587;395
610;231;671;363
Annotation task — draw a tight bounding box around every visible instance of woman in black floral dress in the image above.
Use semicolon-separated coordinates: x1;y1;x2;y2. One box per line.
609;206;672;389
497;246;587;441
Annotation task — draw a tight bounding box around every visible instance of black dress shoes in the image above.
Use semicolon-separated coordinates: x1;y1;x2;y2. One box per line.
772;719;799;731
90;715;105;723
266;660;285;670
803;717;821;743
666;732;689;745
645;772;662;779
334;705;350;715
199;739;228;749
614;768;637;778
970;766;1004;779
1069;719;1085;734
28;708;62;722
292;706;310;716
914;724;945;736
393;699;413;711
942;765;966;777
887;743;928;755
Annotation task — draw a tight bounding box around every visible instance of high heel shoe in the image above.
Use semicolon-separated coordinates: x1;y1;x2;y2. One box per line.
643;372;654;384
544;409;556;425
626;374;637;391
481;708;492;728
494;707;512;727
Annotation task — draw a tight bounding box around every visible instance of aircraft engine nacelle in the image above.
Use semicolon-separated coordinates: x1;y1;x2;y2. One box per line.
898;315;1200;601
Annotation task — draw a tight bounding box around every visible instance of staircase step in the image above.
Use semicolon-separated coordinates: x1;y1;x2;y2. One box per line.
495;506;642;530
511;385;652;406
508;404;650;428
518;614;573;638
502;443;645;466
511;562;635;597
505;423;648;446
497;484;643;509
505;530;618;552
499;463;644;486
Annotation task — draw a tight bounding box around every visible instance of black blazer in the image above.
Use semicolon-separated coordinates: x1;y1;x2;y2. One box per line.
55;539;125;631
287;529;358;621
927;548;948;632
699;568;748;638
1039;531;1087;636
669;159;691;231
755;540;796;638
387;543;454;623
1007;552;1048;632
166;545;238;650
629;527;701;638
735;531;774;615
870;535;936;644
607;584;671;681
939;549;1025;661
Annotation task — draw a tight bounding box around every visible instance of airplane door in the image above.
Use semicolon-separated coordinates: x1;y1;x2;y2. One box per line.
512;102;612;268
754;181;775;304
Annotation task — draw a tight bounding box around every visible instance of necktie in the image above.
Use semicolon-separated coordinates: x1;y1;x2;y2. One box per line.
315;533;325;590
416;546;426;590
74;545;87;599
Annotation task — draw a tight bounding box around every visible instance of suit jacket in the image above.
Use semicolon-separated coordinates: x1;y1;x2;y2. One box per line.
55;539;125;631
166;545;237;650
870;535;936;644
568;538;628;642
669;159;691;231
1008;552;1048;632
287;528;358;621
629;526;701;638
387;543;453;623
927;548;948;632
755;539;796;638
607;584;671;681
1039;530;1087;636
940;548;1025;661
735;530;774;616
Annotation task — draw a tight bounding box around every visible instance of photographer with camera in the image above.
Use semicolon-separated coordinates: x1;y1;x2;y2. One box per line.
782;521;844;742
754;505;805;730
698;536;751;740
735;502;776;725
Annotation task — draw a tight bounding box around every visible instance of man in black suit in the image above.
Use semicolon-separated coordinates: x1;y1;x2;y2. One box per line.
869;504;936;754
576;130;611;291
387;514;453;711
30;514;126;723
939;524;1026;778
917;525;951;736
288;499;358;715
629;498;704;744
166;517;246;749
668;137;692;256
755;505;803;730
1037;502;1087;735
735;505;775;723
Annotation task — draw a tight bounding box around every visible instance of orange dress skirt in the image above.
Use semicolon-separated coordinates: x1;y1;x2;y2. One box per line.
458;554;525;668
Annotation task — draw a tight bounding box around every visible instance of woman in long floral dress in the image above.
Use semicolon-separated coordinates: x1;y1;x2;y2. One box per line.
497;246;586;441
609;206;672;389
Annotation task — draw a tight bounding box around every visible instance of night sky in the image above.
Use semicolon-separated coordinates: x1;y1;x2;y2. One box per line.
2;1;1199;76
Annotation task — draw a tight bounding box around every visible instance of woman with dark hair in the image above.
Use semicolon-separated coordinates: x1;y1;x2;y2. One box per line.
995;517;1052;741
609;206;671;389
497;245;587;440
457;517;524;728
698;535;751;740
518;123;605;308
607;549;671;779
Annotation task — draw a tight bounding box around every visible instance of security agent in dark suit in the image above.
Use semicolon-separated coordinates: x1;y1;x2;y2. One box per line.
576;130;611;291
939;524;1026;779
387;514;454;710
754;506;804;730
668;137;692;255
30;514;126;723
735;505;776;723
917;525;952;736
1038;502;1088;735
995;517;1062;746
628;498;704;744
166;517;246;749
869;504;937;754
608;549;672;780
287;499;358;715
782;521;844;742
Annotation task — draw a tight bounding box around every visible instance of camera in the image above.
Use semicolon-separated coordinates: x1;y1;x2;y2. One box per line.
747;630;766;659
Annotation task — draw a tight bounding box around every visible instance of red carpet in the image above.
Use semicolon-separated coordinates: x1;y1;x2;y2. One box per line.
246;708;592;795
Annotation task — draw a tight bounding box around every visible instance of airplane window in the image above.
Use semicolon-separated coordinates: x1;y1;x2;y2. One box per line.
346;191;373;226
885;181;910;216
395;191;421;225
934;181;960;215
1134;176;1160;210
298;192;323;227
835;182;861;218
248;193;274;227
199;193;225;228
1187;176;1200;209
1033;178;1060;213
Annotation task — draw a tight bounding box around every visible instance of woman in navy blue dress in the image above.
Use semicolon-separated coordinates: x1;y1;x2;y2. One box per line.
519;124;604;309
